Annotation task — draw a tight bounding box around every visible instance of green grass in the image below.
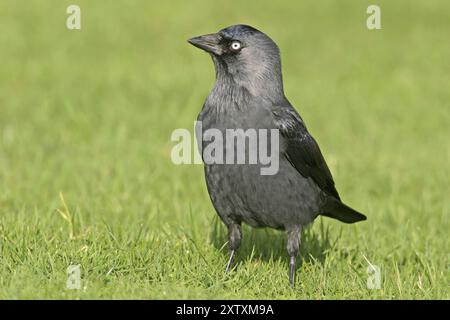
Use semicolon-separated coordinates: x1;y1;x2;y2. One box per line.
0;0;449;299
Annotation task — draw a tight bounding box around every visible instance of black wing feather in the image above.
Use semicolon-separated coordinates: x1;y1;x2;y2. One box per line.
273;102;340;200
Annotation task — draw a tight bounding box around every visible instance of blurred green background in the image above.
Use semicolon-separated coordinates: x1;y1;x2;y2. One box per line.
0;0;448;299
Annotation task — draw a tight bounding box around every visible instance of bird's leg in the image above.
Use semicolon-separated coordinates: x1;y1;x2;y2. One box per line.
287;226;302;287
225;223;241;274
225;250;235;274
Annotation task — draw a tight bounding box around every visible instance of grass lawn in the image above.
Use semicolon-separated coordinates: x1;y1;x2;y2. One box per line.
0;0;448;299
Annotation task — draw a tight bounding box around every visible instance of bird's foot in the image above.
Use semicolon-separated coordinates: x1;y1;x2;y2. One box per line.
289;256;296;287
225;249;235;274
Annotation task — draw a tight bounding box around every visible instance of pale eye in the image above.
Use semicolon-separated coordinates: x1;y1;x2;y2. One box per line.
230;41;241;51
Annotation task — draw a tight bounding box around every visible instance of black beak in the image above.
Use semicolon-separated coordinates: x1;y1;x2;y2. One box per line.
188;33;222;55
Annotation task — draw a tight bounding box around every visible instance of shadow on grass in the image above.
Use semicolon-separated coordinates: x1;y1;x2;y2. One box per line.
210;216;339;267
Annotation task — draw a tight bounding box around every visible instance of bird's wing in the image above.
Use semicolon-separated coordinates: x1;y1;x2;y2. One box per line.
272;102;340;200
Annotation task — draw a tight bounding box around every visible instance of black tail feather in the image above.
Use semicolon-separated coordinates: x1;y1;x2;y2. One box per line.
321;198;367;224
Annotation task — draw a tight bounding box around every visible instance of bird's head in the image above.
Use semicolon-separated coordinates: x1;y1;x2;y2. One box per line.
188;25;284;99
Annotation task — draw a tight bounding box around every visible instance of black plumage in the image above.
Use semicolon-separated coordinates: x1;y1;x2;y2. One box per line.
188;25;366;286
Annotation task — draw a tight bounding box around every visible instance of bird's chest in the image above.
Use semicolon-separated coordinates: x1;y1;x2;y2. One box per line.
200;101;274;130
198;101;283;225
198;103;278;165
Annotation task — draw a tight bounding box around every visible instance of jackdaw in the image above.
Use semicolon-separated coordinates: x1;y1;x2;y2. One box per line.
188;24;366;286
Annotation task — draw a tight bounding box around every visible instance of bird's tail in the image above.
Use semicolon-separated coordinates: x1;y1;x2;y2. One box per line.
321;198;367;224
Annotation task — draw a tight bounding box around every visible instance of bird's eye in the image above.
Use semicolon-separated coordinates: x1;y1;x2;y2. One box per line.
230;41;242;51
